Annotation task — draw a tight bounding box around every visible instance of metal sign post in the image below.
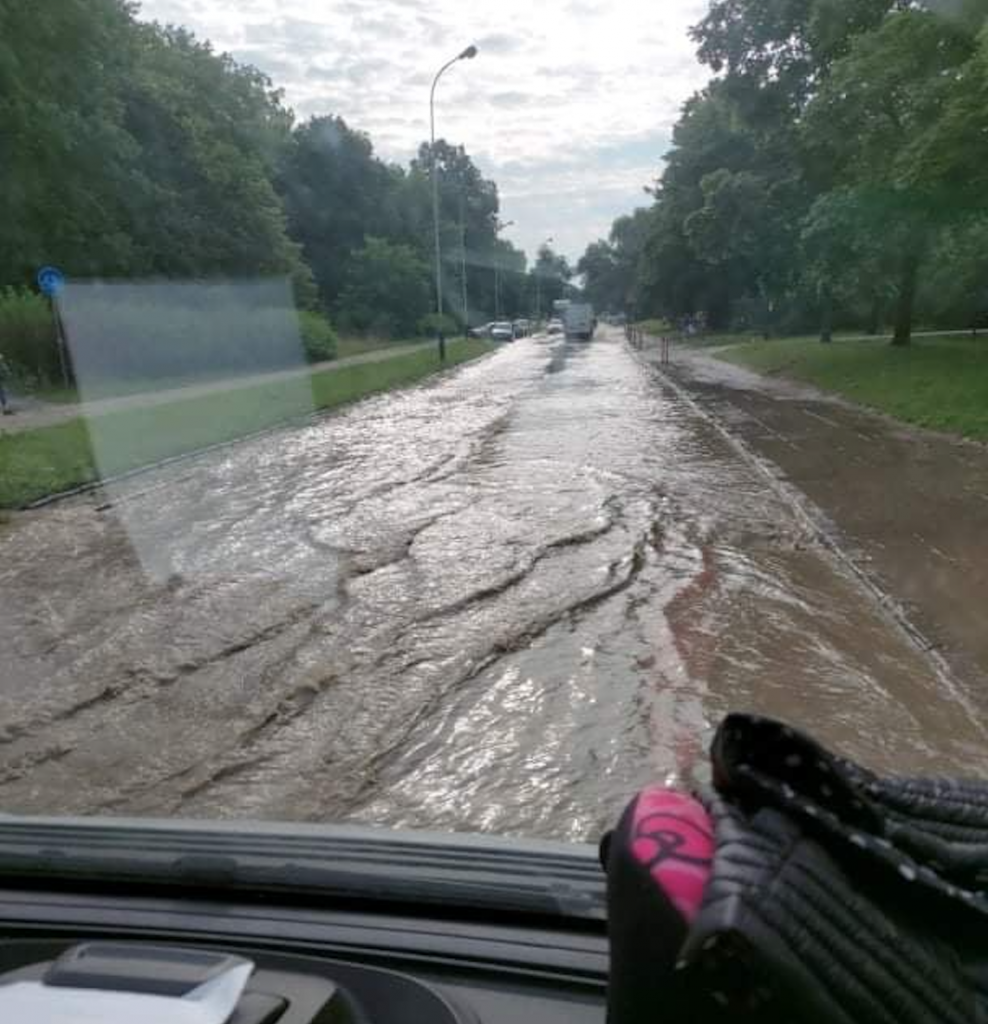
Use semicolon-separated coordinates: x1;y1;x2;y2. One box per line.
36;266;69;389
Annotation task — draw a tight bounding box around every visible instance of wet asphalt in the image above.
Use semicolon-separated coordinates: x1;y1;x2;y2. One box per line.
1;328;983;840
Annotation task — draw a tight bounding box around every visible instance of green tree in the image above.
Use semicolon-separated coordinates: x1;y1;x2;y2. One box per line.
578;210;652;315
598;0;988;341
577;240;619;312
279;116;396;307
801;8;979;343
335;237;431;338
123;24;312;292
411;140;503;323
0;0;139;283
800;189;902;341
411;140;499;243
635;78;809;331
693;0;908;110
637;201;719;324
530;243;572;316
917;216;988;328
684;166;804;336
0;2;313;299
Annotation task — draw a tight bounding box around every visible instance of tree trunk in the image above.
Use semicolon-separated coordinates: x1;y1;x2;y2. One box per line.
891;254;919;347
819;287;833;344
758;281;771;340
866;296;881;336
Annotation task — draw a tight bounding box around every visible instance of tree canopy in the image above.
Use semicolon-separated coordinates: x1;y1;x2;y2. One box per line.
583;0;988;344
0;0;532;349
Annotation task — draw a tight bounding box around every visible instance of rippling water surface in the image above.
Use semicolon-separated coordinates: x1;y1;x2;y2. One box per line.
2;330;984;840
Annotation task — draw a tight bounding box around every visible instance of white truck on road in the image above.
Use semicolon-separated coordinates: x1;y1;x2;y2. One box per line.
563;302;595;341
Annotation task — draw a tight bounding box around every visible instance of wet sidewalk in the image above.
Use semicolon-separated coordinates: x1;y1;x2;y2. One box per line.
645;340;988;699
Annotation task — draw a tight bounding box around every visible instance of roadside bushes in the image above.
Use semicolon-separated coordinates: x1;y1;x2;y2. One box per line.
0;288;58;382
0;282;340;387
298;310;338;362
636;318;672;336
56;281;340;384
417;313;460;337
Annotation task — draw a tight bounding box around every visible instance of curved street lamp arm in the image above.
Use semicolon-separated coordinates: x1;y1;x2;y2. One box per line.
430;55;461;113
429;45;479;354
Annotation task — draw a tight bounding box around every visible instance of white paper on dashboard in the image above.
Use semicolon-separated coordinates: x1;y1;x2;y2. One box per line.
0;961;253;1024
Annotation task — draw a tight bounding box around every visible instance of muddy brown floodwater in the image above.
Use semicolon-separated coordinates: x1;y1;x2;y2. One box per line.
2;328;987;841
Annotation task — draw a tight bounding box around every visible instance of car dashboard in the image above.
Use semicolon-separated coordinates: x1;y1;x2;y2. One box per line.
0;818;607;1023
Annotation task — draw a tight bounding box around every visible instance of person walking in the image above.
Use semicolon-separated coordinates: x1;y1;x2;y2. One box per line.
0;354;13;415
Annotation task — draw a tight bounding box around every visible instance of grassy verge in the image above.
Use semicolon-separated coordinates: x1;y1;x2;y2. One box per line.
336;336;423;359
635;319;672;337
30;385;80;404
0;339;491;508
716;334;988;439
637;323;762;349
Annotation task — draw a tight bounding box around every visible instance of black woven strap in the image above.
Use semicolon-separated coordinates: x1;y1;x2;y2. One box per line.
713;714;988;910
680;791;977;1024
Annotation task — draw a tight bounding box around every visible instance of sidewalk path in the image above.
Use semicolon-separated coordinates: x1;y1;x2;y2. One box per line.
0;342;432;435
643;338;988;701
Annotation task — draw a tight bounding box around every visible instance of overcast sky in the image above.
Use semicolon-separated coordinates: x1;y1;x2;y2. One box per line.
138;0;709;263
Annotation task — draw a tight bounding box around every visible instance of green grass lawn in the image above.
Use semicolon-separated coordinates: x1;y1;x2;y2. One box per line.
335;336;426;359
31;385;81;404
716;334;988;439
0;339;491;508
636;318;672;337
637;322;758;349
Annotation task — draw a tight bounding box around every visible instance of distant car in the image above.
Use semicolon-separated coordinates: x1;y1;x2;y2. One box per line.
547;319;564;335
513;319;531;337
490;321;515;343
470;322;496;338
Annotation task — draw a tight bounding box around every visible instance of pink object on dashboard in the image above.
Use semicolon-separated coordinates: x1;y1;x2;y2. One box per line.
629;788;714;923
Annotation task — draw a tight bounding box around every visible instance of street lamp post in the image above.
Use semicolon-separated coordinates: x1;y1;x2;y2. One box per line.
460;191;469;340
535;235;553;325
430;44;478;362
493;217;514;321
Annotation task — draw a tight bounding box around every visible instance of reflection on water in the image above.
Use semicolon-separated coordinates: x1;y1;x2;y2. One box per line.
0;330;984;840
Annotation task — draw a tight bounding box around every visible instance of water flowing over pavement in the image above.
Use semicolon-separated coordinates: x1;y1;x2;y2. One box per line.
659;343;988;701
2;328;986;842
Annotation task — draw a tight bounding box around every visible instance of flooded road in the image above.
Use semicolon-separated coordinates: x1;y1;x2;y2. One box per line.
2;329;986;841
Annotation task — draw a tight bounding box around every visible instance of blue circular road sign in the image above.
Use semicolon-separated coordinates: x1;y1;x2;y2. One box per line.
37;266;65;297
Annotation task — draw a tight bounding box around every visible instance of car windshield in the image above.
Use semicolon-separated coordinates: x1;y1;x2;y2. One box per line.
3;0;988;847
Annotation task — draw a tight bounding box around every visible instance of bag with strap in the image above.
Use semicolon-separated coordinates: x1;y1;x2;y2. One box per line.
601;713;988;1023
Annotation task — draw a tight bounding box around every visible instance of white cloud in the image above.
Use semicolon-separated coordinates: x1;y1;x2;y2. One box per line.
136;0;709;261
